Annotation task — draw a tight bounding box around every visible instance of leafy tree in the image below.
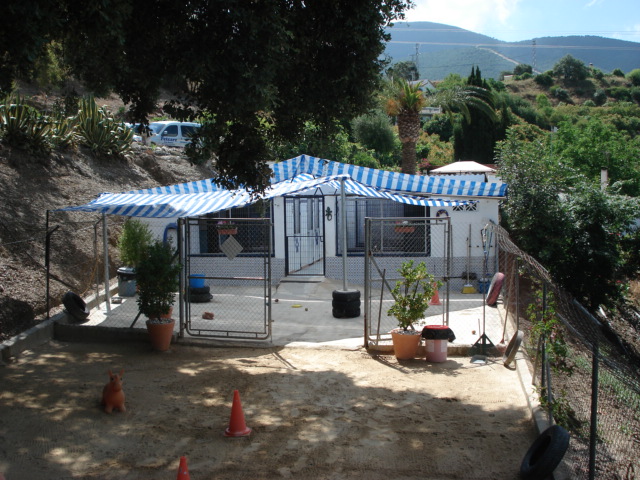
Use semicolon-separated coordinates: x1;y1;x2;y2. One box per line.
628;69;640;87
497;124;640;308
1;0;410;192
534;72;554;87
424;116;454;142
593;89;607;106
552;55;589;84
513;64;533;76
612;68;625;77
497;124;572;263
351;111;397;156
453;66;496;163
268;120;353;165
552;118;640;196
387;61;419;81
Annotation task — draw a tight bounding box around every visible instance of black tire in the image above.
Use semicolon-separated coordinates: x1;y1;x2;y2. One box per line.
332;299;361;309
332;289;361;303
332;306;360;319
520;425;570;480
504;330;524;368
188;293;212;303
62;291;90;322
189;286;210;295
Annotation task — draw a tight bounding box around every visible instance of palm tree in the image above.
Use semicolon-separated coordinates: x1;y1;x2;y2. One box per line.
385;79;426;175
385;79;496;174
429;85;496;125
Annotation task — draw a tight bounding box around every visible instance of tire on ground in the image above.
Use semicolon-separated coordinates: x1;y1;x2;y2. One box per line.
188;293;212;303
332;306;360;319
62;291;90;322
189;286;210;295
332;299;361;309
520;425;570;480
332;289;361;303
503;330;524;367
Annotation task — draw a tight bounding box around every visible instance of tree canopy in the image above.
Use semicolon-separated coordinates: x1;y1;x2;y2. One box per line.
2;0;411;191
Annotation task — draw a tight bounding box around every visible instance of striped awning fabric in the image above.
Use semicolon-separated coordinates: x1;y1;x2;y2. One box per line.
59;174;474;218
271;155;507;198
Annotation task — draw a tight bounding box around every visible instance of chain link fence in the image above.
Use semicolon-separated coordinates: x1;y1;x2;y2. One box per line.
364;216;503;349
45;212;125;315
489;222;640;480
183;217;272;340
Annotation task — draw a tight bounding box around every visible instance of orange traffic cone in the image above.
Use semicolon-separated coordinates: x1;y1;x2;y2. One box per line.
224;390;252;437
429;284;441;306
176;456;190;480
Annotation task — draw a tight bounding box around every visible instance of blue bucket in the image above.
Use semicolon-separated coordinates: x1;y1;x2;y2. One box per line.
190;274;205;288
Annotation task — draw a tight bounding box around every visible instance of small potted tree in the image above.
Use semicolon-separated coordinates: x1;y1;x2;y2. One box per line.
387;261;441;359
216;220;238;235
116;218;154;296
135;239;181;351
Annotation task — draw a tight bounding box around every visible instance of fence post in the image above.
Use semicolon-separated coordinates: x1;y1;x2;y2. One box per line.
363;217;370;348
102;213;111;313
589;339;599;480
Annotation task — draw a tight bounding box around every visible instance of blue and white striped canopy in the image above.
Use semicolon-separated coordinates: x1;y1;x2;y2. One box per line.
272;155;507;197
60;174;472;218
59;155;505;218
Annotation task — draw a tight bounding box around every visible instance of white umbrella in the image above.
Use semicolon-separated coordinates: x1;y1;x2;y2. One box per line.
430;161;496;175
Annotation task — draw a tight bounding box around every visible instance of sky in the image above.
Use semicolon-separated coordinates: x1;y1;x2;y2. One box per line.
402;0;640;44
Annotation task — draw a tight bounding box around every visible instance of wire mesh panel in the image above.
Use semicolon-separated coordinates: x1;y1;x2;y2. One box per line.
489;222;640;480
284;196;324;276
364;217;450;346
182;217;271;340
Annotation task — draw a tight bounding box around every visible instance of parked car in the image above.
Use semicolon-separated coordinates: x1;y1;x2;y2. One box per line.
133;121;201;147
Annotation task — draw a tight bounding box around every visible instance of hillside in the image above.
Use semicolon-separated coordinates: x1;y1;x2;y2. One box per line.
385;21;640;79
0;143;212;341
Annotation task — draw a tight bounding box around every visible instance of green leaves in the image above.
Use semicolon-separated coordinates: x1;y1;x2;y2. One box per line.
75;96;132;157
387;261;440;331
0;95;52;155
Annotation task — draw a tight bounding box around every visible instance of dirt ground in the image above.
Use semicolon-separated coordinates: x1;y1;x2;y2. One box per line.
0;340;536;480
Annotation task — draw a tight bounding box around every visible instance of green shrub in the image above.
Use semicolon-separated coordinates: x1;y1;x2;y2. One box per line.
612;68;625;77
628;69;640;87
534;73;553;87
0;95;52;154
593;89;607;106
349;150;380;169
551;87;571;103
606;87;631;102
75;96;132;157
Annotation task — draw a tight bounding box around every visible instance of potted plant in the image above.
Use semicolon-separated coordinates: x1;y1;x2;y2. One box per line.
394;221;415;234
116;218;154;296
216;220;238;235
387;261;441;359
135;239;181;351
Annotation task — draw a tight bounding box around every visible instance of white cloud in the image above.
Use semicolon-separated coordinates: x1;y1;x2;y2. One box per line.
403;0;521;31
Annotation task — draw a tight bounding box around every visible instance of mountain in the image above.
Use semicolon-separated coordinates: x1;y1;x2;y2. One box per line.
385;21;640;80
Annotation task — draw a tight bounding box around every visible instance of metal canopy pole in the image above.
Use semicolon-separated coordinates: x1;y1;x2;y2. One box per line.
102;213;111;313
341;178;348;291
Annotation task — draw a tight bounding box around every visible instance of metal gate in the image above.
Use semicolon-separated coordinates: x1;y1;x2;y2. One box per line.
180;217;272;341
284;196;325;276
364;217;452;347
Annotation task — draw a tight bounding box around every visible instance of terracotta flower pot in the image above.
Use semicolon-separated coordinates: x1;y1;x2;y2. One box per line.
391;329;422;360
146;318;175;351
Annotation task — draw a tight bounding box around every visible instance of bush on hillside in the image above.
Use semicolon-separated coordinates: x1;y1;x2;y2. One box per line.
534;73;554;87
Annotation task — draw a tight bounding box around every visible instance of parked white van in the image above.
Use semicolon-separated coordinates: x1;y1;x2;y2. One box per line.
134;121;200;147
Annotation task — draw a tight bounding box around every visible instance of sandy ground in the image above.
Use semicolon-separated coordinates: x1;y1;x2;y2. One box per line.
0;339;536;480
